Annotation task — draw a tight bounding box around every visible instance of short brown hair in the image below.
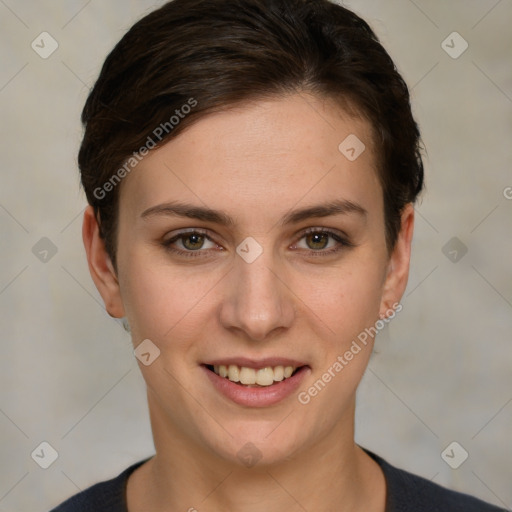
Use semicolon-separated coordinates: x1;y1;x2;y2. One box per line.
79;0;424;265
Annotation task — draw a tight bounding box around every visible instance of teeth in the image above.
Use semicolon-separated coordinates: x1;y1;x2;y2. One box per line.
228;364;240;382
273;366;284;381
239;367;256;385
213;364;298;386
256;367;274;386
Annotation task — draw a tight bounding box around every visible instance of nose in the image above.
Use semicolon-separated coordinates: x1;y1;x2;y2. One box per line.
219;248;295;342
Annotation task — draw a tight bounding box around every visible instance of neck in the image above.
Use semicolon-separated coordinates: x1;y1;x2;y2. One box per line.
127;395;386;512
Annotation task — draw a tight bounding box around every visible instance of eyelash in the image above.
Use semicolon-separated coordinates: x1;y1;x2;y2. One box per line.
162;228;354;259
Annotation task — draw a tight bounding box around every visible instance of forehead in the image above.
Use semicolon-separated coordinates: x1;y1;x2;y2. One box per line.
120;93;382;225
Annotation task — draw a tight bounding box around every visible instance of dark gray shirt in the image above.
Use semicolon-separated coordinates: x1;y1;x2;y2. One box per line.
49;449;506;511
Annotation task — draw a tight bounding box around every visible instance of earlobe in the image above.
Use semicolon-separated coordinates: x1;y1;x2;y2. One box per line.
379;203;415;318
82;206;125;318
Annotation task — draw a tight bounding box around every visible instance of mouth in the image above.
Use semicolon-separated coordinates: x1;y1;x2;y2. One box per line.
204;363;304;387
201;359;311;407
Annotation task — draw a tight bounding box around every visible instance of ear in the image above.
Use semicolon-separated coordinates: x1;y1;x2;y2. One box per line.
82;205;125;318
379;203;415;318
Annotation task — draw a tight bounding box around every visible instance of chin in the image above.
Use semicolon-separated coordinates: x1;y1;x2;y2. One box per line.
203;419;311;469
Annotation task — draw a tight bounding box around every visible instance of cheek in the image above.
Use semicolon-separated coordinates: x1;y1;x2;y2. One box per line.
118;233;387;353
295;257;386;343
294;262;386;418
118;252;222;345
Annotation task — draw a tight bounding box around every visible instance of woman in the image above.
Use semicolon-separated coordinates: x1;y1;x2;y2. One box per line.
50;0;504;510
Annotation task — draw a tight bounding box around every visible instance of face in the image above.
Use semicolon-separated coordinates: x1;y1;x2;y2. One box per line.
84;93;413;467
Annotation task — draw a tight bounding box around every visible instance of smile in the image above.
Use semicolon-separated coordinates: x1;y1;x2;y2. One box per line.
202;360;310;407
207;364;300;387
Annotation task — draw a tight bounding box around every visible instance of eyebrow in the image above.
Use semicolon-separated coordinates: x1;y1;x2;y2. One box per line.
140;199;367;227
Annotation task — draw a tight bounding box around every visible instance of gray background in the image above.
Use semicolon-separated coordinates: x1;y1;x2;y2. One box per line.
1;0;511;510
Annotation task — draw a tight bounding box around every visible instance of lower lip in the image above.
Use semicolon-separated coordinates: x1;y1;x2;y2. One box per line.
202;365;310;407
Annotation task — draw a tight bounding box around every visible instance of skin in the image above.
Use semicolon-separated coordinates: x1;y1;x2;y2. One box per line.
83;92;414;511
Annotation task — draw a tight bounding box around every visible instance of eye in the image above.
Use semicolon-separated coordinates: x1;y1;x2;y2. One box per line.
293;228;353;255
162;227;353;259
163;230;219;257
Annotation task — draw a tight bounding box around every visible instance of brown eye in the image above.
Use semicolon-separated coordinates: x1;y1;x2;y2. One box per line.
305;232;330;250
163;230;218;258
181;233;206;250
293;228;354;256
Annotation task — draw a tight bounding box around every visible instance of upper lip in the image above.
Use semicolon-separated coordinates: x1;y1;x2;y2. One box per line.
203;357;308;369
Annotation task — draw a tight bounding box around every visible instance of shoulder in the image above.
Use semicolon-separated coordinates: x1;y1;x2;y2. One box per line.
365;449;506;512
48;460;147;512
